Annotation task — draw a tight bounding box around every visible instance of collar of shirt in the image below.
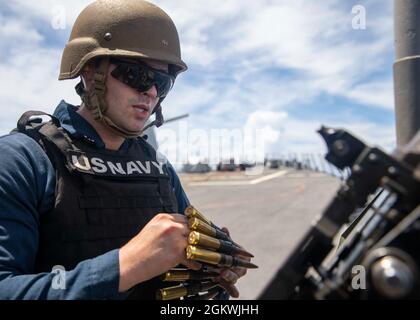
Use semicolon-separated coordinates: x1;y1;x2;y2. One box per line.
52;100;132;151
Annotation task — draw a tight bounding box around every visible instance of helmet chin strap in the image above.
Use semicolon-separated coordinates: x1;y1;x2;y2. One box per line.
141;103;164;132
76;58;165;139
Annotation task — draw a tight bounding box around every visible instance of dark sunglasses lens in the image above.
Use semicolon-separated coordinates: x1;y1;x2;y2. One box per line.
112;62;173;98
153;73;174;97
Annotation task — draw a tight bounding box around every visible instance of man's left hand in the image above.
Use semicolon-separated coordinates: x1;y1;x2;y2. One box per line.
212;227;249;298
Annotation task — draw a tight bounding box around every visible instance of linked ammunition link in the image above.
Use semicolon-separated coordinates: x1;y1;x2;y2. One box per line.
156;281;220;300
185;206;257;269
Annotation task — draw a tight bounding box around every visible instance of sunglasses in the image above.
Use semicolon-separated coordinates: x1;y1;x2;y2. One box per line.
110;58;175;98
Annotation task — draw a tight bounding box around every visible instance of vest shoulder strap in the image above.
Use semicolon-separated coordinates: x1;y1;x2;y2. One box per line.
14;110;83;173
16;110;61;132
15;110;80;154
11;111;53;142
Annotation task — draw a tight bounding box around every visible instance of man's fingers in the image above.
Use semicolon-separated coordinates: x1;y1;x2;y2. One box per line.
202;265;223;273
169;213;189;224
231;266;247;278
216;266;247;280
217;278;239;298
218;269;238;284
167;215;189;237
221;227;230;237
182;260;202;271
180;223;191;237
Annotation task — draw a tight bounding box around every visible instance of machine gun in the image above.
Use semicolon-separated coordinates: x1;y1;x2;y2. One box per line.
258;126;420;299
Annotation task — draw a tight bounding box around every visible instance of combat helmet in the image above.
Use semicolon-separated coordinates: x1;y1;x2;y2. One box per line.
59;0;187;137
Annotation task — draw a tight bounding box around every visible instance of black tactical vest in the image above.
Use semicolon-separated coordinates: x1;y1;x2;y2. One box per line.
16;111;179;299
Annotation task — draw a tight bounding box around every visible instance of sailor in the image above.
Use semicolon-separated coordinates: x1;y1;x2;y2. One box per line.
0;0;248;299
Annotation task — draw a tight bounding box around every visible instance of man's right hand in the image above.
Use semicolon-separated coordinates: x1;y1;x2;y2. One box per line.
118;213;201;292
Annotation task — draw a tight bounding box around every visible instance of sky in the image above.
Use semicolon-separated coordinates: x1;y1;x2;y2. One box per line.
0;0;396;167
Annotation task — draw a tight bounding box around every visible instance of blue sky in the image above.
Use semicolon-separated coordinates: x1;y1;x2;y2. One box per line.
0;0;396;166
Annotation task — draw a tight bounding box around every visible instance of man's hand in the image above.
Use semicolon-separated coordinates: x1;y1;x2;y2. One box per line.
118;213;201;292
212;227;249;298
207;258;249;298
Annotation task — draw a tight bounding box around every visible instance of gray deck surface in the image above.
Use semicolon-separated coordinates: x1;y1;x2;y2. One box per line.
180;169;341;300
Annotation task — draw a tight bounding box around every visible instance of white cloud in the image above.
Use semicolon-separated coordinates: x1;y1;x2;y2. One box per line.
345;79;394;110
244;110;288;144
0;46;80;134
0;15;43;48
156;109;396;169
0;8;80;135
164;81;218;119
0;0;397;158
277;117;396;155
6;0;91;26
227;1;393;110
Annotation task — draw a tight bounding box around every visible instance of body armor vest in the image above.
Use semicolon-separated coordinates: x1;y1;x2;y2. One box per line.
16;111;179;299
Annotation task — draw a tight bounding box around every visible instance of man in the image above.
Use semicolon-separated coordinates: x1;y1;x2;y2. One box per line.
0;0;247;299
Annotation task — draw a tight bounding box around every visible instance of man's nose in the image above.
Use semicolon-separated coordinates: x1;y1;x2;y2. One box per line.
142;84;158;98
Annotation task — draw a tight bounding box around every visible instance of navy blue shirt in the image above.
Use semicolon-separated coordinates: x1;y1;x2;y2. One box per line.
0;100;190;299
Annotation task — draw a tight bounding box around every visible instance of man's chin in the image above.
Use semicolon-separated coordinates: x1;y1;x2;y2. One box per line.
126;117;145;128
113;122;144;135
